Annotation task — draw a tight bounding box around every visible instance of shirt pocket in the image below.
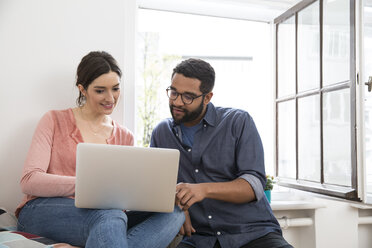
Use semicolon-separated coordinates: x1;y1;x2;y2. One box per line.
202;144;237;181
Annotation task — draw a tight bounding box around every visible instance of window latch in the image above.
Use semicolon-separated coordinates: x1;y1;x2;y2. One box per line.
366;76;372;92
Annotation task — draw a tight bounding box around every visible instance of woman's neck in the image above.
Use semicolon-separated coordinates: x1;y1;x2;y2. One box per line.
79;106;107;125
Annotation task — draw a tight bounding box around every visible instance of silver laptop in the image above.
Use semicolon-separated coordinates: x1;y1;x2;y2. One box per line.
75;143;180;213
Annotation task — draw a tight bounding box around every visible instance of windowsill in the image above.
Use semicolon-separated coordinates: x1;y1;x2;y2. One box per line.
350;203;372;209
271;200;326;211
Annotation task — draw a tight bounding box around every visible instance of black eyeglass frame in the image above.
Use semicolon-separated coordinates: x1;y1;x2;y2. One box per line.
166;87;206;105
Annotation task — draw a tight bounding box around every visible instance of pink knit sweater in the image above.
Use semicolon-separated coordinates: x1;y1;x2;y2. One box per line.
15;109;134;217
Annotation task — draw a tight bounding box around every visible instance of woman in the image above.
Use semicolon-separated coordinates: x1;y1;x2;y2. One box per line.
16;51;184;248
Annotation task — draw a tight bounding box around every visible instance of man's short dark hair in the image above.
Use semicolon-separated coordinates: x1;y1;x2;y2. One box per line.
172;58;215;94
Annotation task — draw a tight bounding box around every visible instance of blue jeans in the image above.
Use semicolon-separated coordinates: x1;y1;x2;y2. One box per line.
17;197;185;248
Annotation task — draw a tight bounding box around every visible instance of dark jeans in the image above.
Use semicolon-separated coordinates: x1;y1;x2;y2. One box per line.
176;232;293;248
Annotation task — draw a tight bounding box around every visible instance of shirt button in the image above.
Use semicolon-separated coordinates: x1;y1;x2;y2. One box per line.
203;124;207;128
217;231;221;235
188;148;191;152
176;133;179;137
208;215;212;219
195;169;199;173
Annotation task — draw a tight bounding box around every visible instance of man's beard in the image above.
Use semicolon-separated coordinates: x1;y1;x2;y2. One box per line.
170;100;204;125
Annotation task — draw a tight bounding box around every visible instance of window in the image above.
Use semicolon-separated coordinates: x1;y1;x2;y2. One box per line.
137;9;274;174
298;95;320;182
275;0;357;200
277;100;296;178
362;0;372;202
277;16;296;98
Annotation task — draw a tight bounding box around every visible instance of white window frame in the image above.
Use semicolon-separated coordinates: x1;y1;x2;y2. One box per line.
274;0;359;200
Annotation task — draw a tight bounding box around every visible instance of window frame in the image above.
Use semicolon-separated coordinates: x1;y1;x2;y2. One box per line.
274;0;359;200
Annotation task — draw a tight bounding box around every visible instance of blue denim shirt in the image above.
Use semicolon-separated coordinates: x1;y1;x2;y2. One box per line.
150;103;281;248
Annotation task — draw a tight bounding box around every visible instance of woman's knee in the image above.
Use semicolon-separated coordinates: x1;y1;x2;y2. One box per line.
90;209;128;225
172;206;186;227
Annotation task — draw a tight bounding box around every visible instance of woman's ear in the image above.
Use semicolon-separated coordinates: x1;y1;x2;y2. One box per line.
204;92;213;105
77;84;86;96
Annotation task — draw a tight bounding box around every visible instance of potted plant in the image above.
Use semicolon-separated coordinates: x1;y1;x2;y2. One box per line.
264;175;275;203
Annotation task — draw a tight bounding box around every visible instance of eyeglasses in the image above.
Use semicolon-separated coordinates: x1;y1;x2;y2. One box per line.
166;87;206;105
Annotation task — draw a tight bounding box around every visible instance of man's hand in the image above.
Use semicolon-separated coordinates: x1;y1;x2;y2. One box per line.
176;183;207;210
179;210;196;237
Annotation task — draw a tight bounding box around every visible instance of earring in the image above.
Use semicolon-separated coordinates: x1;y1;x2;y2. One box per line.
79;95;86;107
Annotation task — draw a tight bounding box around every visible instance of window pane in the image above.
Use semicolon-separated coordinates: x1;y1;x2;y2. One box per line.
137;10;274;174
278;100;296;178
298;95;320;182
323;89;351;186
323;0;350;86
298;1;320;92
278;16;296;98
363;0;372;198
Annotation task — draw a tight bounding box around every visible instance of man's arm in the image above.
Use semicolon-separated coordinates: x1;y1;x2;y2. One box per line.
176;178;256;211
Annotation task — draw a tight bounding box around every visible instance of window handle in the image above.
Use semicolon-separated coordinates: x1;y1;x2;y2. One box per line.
366;76;372;92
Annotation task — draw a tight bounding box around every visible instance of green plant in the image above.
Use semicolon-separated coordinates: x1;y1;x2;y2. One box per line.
137;32;181;147
265;175;275;191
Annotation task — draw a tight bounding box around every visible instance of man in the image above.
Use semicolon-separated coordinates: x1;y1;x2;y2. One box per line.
150;58;292;248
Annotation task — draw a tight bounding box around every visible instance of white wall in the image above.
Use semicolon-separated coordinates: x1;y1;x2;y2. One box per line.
0;0;136;213
272;188;372;248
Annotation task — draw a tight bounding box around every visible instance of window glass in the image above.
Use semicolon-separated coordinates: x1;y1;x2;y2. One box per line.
275;0;355;199
363;0;372;198
277;16;296;98
323;89;351;186
137;9;273;174
298;1;320;92
278;100;296;178
323;0;350;86
298;95;320;182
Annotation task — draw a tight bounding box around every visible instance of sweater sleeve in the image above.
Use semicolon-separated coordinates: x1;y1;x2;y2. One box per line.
20;112;75;197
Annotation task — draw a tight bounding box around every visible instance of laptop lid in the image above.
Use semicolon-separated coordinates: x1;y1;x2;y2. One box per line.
75;143;180;213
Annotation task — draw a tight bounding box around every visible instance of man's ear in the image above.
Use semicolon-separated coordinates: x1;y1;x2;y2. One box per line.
204;92;213;105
